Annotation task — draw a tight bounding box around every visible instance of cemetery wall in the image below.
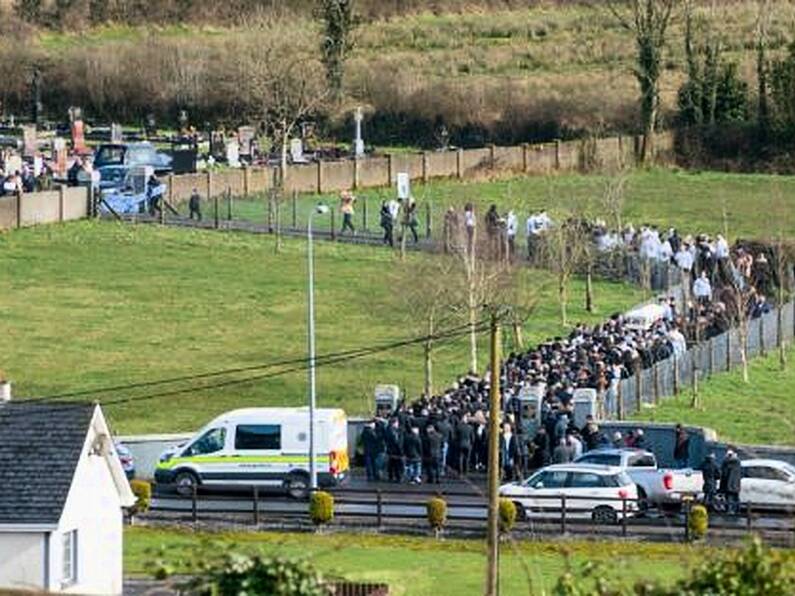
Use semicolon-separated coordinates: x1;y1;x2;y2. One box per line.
62;187;90;220
20;190;60;226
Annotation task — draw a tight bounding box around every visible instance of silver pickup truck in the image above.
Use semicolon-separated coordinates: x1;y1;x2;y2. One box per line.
574;448;702;510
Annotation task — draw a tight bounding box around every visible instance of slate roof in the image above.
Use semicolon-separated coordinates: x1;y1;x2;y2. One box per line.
0;401;95;525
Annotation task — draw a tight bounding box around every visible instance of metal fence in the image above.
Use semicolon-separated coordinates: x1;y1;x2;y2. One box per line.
614;302;795;419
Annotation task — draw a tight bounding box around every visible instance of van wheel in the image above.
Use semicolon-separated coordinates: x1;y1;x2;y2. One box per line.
592;506;618;525
285;474;309;500
174;470;199;496
513;502;527;522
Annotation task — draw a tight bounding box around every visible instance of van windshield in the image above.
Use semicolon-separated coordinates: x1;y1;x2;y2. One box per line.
185;427;226;456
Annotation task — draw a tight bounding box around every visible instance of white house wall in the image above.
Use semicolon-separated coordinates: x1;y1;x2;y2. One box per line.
0;532;45;590
52;425;125;595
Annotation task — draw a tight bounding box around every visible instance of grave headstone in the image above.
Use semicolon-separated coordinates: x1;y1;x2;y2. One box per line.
111;123;123;144
22;125;37;157
238;126;255;157
226;140;240;168
396;172;410;200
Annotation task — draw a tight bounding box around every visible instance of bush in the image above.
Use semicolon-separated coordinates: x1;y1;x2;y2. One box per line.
426;497;447;534
309;491;334;527
181;552;328;596
498;499;517;534
129;479;152;515
688;504;708;540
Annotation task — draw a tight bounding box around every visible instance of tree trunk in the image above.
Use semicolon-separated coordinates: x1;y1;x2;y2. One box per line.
512;319;523;352
275;128;289;254
739;325;750;383
778;281;787;370
468;302;478;374
423;339;433;398
559;277;568;327
585;263;594;313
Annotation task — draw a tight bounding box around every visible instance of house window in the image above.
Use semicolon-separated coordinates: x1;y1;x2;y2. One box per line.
62;530;77;587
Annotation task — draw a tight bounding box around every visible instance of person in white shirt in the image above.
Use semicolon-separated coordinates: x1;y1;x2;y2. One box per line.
715;234;730;261
657;238;673;263
387;197;400;223
669;327;687;357
693;270;712;304
505;210;518;261
526;213;539;260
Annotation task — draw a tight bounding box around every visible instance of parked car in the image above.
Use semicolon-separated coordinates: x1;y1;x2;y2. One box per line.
114;442;135;480
94;142;172;174
499;463;638;524
739;459;795;510
97;165;132;191
574;448;702;510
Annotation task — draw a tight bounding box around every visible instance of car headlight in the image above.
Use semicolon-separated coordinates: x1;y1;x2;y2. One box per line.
159;452;173;463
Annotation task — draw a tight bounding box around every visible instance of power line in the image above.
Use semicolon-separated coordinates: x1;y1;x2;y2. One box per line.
21;320;482;405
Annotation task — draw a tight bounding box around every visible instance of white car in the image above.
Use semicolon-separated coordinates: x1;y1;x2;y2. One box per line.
740;459;795;510
499;464;639;525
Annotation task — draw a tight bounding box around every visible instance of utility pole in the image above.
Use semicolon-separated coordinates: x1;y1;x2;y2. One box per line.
485;312;501;596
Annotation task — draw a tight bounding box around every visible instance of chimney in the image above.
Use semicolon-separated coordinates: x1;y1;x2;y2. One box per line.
0;380;11;402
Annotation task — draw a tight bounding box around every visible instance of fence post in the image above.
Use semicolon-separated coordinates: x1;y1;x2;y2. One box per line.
386;153;394;186
317;160;323;194
191;484;198;524
759;316;766;357
292;190;298;229
560;495;567;534
362;195;368;231
726;332;732;371
684;500;691;542
621;498;627;537
206;170;212;205
635;365;642;414
425;202;432;239
376;489;383;529
213;196;219;230
708;338;714;377
456;148;464;179
159;189;165;225
58;185;65;222
253;486;260;525
422;151;429;183
522;143;529;173
617;135;624;169
167;173;174;207
330;209;336;240
353;157;360;190
746;503;753;532
673;354;680;396
489;144;496;171
15;190;22;228
243;166;250;197
653;363;660;405
555;139;561;170
617;381;624;421
227;188;233;221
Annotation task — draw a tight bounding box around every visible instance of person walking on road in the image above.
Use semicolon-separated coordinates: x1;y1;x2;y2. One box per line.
404;426;423;484
189;188;202;221
380;200;394;246
361;420;384;482
385;418;404;483
700;453;721;509
426;426;442;484
456;415;474;476
720;450;743;515
340;191;356;235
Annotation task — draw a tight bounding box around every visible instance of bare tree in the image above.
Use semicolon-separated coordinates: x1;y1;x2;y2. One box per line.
756;0;772;138
231;20;329;251
538;215;585;326
605;0;676;162
319;0;357;102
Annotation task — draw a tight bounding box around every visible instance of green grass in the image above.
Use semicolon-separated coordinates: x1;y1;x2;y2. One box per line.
124;527;696;595
230;168;795;242
632;347;795;446
0;221;643;435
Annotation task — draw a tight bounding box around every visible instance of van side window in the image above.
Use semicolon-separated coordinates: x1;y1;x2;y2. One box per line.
235;425;281;450
185;428;226;456
629;455;656;468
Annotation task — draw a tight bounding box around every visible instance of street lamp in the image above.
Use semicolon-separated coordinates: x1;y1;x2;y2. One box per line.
307;203;329;490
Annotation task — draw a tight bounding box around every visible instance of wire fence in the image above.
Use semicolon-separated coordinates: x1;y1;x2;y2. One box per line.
614;302;795;419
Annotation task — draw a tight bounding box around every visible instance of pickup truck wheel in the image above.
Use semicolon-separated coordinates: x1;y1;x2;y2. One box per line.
174;470;199;497
513;502;527;522
592;506;618;525
285;474;310;500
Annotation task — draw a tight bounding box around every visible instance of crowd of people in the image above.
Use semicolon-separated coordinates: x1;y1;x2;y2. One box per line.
358;204;782;490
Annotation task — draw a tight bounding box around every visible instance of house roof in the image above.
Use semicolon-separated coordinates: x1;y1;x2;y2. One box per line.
0;401;96;525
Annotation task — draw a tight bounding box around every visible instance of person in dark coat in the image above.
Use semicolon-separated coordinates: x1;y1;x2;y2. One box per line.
361;420;384;482
673;424;690;468
699;453;721;509
456;415;474;476
404;426;423;484
384;419;404;483
426;426;443;484
529;427;550;470
380;201;394;246
435;416;453;477
189;188;202;220
499;423;520;482
720;450;743;515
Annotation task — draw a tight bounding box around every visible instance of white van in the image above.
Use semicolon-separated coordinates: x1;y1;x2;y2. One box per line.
624;303;666;330
154;407;349;498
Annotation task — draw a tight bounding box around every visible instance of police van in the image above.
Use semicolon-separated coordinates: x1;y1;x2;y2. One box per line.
154;407;349;498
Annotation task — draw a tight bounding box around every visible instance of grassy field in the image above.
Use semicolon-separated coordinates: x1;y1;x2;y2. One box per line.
0;221;644;435
125;527;697;595
632;346;795;446
230;168;795;242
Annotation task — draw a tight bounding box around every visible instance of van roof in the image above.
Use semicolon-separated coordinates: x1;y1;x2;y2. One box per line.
208;407;346;425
